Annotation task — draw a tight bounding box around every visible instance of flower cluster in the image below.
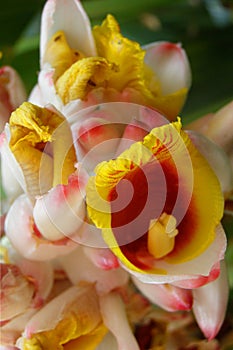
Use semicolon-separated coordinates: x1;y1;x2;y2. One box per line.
0;0;233;349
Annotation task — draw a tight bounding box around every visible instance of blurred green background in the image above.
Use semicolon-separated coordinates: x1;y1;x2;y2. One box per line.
0;0;233;123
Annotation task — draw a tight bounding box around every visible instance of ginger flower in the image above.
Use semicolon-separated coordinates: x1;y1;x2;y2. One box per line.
2;101;87;260
86;118;226;283
29;0;191;120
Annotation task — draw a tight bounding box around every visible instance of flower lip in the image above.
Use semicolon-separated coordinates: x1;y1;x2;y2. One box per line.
86;111;224;274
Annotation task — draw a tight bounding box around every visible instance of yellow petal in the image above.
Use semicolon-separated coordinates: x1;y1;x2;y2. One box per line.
93;14;147;92
64;323;107;350
56;57;117;104
93;15;188;120
44;30;85;82
9;102;76;198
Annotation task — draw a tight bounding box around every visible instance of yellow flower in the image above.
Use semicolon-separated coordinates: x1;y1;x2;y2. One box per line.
18;284;107;350
8;102;77;199
86;119;224;277
35;0;191;120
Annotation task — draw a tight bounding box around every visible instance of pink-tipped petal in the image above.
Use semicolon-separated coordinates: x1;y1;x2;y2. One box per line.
99;291;140;350
83;246;120;270
5;194;78;261
132;277;192;311
33;171;87;241
40;0;96;65
192;261;229;340
144;41;191;95
172;262;220;289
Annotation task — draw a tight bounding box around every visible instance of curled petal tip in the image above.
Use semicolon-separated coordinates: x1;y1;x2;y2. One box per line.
40;0;96;65
144;41;192;95
33;172;87;241
132;277;193;312
84;247;120;270
192;261;229;340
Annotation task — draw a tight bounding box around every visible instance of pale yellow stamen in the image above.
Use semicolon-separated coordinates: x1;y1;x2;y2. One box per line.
148;213;179;259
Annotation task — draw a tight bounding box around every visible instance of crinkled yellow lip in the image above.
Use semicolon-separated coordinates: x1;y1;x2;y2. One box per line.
9;102;76;199
44;15;188;120
86;119;224;274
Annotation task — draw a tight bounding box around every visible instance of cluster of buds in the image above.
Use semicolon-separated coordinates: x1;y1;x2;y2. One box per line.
0;0;232;349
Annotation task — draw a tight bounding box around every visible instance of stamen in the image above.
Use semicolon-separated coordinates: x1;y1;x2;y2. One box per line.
160;213;178;237
147;213;179;259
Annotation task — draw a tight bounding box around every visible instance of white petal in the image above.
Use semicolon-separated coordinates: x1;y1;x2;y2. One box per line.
192;261;229;340
99;292;140;350
28;84;44;107
143;41;192;95
40;0;96;65
59;246;129;295
0;129;24;201
5;194;78;261
37;66;63;109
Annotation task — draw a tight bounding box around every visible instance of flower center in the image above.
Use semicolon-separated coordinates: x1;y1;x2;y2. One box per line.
147;213;179;259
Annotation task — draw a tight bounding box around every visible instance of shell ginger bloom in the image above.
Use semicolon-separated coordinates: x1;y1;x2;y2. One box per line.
86;119;225;284
31;0;191;120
